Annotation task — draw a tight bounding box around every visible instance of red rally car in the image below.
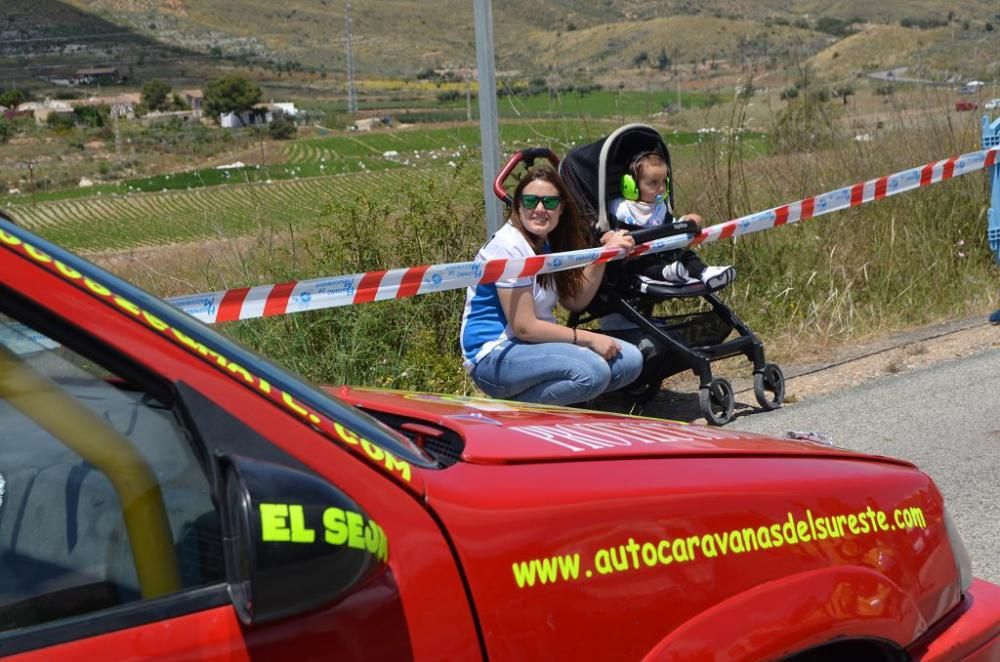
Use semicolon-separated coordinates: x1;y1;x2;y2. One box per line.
1;213;999;660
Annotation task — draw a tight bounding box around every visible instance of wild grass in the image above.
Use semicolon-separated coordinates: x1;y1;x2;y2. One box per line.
217;100;999;393
682;92;998;361
29;94;997;395
225;160;483;394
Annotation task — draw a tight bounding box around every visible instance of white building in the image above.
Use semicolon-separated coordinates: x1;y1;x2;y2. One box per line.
268;101;298;118
219;108;272;128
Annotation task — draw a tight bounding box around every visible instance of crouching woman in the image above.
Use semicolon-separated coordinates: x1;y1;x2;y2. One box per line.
460;165;642;406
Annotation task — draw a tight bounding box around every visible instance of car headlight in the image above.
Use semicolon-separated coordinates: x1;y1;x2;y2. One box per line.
943;508;973;593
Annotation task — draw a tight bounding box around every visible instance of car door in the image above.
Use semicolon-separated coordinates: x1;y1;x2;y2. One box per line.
0;223;482;660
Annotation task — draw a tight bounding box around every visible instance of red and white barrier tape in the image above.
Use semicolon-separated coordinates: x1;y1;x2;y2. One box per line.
167;146;999;325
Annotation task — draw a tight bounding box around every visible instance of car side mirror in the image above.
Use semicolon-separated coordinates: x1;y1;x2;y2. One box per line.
221;454;388;625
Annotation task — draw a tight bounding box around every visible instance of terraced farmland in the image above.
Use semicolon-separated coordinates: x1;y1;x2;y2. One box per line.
2;119;634;252
284;120;617;164
6;167;447;251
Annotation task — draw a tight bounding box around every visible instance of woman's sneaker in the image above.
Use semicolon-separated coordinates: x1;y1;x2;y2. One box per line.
700;265;735;289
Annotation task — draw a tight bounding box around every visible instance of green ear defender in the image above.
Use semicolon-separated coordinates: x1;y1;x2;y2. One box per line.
620;172;640;201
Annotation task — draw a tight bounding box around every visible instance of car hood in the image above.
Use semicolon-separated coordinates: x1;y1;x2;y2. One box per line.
330;387;913;468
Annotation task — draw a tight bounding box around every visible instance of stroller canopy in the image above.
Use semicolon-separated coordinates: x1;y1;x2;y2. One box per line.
559;123;675;234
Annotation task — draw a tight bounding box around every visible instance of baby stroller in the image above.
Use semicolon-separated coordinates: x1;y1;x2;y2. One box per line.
493;124;784;425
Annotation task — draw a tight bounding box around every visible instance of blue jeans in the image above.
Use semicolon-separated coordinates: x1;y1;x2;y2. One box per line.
471;339;644;406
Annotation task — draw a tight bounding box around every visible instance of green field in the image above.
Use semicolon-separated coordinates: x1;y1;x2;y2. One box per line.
5;168;448;251
3;119;767;253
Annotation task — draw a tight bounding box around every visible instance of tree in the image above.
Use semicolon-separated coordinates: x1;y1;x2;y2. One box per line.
268;114;297;139
816;17;851;36
632;51;649;69
0;88;27;108
0;118;12;143
141;79;172;112
203;76;262;125
170;92;189;110
833;85;854;104
656;49;671;71
74;104;110;128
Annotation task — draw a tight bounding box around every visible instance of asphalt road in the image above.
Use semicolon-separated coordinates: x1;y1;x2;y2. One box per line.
726;347;1000;585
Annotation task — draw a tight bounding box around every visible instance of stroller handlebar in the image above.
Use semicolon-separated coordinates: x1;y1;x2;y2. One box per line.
626;219;700;245
493;148;560;206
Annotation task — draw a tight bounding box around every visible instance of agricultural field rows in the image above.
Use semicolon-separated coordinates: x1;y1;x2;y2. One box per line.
286;120;617;163
1;118;758;253
7;168;443;251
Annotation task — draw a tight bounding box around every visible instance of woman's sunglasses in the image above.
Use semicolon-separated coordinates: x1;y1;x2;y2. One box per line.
520;194;562;210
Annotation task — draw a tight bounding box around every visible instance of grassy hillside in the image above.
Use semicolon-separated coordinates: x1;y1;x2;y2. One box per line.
0;0;217;90
50;0;999;79
810;25;950;81
533;16;827;72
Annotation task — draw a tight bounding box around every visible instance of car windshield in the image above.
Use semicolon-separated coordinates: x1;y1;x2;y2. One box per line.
0;224;437;471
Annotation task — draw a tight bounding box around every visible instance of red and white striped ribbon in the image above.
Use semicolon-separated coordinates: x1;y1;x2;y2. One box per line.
168;146;999;325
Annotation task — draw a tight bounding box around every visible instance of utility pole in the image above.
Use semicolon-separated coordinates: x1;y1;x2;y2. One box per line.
22;160;37;207
112;106;122;164
465;67;472;122
345;2;358;115
474;0;502;236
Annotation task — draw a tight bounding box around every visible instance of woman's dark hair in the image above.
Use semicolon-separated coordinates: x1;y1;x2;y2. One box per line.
509;165;592;301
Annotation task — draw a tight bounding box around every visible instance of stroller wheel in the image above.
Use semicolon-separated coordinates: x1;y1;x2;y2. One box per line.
753;363;785;410
623;379;663;403
699;377;735;426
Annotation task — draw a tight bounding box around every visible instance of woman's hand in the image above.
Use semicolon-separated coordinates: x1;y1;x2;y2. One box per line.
600;229;635;251
680;213;705;228
562;230;634;313
579;329;621;360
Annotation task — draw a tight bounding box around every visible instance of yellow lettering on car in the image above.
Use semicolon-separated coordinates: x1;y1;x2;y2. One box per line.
346;511;365;550
260;503;292;541
323;507;348;545
361;439;385;462
141;310;170;332
113;295;142;317
281;391;309;417
382;451;412;482
287;505;316;543
227;361;256;384
83;277;111;297
24;244;52;263
261;503;387;560
55;261;83;280
510;502;931;589
334;422;361;445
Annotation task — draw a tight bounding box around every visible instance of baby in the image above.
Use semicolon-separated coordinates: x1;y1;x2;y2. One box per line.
607;151;734;289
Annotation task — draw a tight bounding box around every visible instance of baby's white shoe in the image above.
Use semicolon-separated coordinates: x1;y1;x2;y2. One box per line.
700;265;735;289
661;262;690;283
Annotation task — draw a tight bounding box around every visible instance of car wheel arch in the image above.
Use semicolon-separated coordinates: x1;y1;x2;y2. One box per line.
640;566;924;661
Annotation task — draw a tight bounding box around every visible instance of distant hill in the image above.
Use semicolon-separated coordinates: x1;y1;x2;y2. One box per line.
3;0;997;86
0;0;206;86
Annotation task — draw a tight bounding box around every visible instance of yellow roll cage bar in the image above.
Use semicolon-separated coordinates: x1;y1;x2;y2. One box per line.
0;344;181;599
